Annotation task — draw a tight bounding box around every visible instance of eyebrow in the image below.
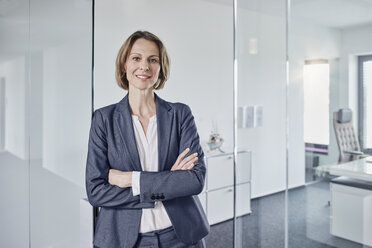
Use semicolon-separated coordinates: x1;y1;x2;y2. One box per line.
130;53;159;57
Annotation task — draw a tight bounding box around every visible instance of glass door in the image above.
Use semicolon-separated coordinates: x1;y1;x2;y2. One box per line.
94;1;236;247
234;0;287;247
0;0;92;247
288;0;372;247
0;0;30;247
28;0;92;247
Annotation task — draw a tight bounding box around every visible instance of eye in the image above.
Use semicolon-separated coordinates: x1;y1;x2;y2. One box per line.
132;56;140;61
150;58;159;63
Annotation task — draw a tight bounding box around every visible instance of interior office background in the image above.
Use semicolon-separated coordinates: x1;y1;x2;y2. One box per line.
0;0;371;247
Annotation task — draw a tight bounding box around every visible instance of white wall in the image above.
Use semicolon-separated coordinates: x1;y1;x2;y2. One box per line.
95;0;295;199
0;56;27;160
237;7;287;197
95;0;234;151
289;20;372;175
289;20;342;176
339;24;372;135
40;40;91;187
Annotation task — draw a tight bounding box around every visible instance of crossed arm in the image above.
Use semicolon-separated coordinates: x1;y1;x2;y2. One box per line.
85;106;206;209
108;148;198;188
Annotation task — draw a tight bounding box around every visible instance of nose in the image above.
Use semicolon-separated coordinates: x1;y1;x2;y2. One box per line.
140;60;150;71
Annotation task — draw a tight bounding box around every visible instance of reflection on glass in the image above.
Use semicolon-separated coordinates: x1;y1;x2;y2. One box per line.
29;0;91;247
0;0;30;246
95;1;235;247
290;0;372;247
235;0;286;247
303;61;330;146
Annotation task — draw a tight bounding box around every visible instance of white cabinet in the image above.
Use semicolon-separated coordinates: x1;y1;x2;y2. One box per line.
199;150;252;225
207;155;234;190
236;183;251;217
198;192;207;213
330;182;372;246
208;187;234;224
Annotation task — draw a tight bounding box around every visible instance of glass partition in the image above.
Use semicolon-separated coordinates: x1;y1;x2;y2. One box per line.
3;0;372;247
0;0;30;247
94;0;235;247
0;0;92;246
234;0;287;247
28;0;92;247
288;0;372;247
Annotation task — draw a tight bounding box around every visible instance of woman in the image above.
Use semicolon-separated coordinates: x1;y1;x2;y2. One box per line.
86;30;210;248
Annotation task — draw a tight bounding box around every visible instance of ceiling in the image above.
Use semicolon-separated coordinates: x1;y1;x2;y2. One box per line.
291;0;372;29
203;0;372;29
1;0;372;63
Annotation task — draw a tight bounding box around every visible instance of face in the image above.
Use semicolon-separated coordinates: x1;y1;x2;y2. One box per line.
124;38;161;91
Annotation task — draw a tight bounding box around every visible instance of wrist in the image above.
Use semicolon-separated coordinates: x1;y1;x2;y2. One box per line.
123;171;132;187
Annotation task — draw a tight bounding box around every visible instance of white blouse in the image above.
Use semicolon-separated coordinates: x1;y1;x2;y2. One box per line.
131;115;172;233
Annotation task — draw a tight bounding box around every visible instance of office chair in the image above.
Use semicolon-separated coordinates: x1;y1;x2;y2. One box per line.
333;108;364;163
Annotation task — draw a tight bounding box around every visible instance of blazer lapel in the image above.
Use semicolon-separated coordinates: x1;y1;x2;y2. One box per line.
113;93;173;172
155;93;173;172
113;94;142;171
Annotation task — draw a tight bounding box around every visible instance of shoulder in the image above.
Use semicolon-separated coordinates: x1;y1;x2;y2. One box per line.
91;103;117;125
170;101;190;112
94;103;117;116
162;99;193;118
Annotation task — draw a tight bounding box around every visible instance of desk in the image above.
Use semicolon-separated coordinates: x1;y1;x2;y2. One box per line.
316;158;372;246
316;157;372;181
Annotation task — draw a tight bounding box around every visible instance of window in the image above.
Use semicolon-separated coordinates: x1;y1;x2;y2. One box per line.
358;55;372;152
303;59;330;154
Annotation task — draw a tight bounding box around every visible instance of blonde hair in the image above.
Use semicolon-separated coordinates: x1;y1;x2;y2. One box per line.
115;30;170;90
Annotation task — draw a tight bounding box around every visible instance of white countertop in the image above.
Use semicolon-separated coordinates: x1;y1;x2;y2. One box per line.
316;157;372;182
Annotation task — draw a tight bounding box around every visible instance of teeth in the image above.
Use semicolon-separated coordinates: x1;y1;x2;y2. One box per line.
136;75;150;79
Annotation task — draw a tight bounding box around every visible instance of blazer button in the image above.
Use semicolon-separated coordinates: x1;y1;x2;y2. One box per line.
151;195;156;200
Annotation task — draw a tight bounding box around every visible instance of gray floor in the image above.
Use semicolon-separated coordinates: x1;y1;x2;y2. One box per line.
205;179;371;248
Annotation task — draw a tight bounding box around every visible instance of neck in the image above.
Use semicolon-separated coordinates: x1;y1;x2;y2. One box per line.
128;88;156;117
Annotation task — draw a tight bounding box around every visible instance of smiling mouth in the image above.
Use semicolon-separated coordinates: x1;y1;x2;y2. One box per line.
136;75;151;79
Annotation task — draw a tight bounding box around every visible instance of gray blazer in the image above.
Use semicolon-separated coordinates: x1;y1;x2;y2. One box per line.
86;93;210;248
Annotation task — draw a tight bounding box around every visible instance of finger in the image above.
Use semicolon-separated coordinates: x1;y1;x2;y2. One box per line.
181;155;198;169
182;156;198;170
179;152;198;168
177;148;190;163
179;152;198;166
185;162;195;170
172;148;190;170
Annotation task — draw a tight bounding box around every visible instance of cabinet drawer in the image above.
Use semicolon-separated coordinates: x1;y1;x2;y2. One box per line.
206;152;251;190
236;152;251;184
207;155;234;190
236;183;251;216
207;187;234;225
207;183;251;225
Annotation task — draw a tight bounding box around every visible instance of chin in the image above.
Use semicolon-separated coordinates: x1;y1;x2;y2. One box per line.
131;85;154;91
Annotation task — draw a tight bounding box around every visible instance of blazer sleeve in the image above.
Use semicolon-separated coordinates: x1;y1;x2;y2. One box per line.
139;104;206;203
85;109;154;209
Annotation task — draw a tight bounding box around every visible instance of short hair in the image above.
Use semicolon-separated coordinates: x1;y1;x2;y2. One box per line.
115;30;170;90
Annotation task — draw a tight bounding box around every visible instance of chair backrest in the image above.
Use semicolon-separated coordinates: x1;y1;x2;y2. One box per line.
333;108;361;163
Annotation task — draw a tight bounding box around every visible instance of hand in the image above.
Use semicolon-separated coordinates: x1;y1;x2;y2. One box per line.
171;148;199;171
108;169;132;188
